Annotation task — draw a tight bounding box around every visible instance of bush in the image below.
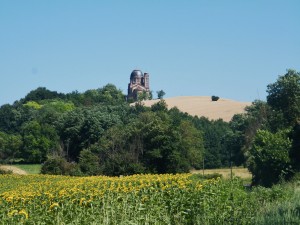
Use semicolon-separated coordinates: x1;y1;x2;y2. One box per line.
211;96;220;101
41;156;81;176
0;168;12;174
247;129;293;187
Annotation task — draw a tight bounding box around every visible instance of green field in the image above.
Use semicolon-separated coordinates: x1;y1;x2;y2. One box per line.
0;173;299;224
13;164;41;174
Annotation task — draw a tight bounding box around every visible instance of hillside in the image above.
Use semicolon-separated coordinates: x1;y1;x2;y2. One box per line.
141;96;251;122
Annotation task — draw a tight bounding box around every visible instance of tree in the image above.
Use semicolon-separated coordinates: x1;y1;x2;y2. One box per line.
137;91;150;101
177;120;204;169
267;69;300;126
157;90;166;99
290;123;300;171
78;149;102;175
57;106;123;161
211;96;219;101
247;129;293;187
21;121;59;163
151;100;168;112
22;87;65;103
0;104;22;133
0;132;22;163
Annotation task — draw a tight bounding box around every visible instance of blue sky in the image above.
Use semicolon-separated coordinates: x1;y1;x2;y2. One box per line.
0;0;299;106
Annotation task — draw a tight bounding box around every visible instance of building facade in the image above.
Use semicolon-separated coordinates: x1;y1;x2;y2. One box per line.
127;70;150;101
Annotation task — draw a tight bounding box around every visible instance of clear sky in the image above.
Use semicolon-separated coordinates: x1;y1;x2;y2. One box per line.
0;0;299;106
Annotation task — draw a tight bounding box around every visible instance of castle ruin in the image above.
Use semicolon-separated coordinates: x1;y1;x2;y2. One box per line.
127;70;150;101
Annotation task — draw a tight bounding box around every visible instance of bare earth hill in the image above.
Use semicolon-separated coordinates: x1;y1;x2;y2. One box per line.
141;96;251;122
0;165;27;175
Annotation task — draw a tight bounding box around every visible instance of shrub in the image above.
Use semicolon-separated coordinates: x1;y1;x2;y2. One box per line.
247;129;293;187
211;96;220;101
0;168;12;174
41;156;81;175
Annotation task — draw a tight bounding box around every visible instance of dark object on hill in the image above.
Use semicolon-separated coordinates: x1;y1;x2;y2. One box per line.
211;96;220;101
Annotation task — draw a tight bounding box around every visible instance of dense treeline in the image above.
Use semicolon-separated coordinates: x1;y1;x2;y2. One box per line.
0;83;244;175
1;69;300;186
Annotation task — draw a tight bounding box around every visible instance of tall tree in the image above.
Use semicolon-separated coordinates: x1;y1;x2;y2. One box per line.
267;69;300;126
157;90;166;99
21;121;59;163
247;129;292;187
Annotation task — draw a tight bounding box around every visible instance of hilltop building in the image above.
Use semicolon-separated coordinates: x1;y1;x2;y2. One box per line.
127;70;150;101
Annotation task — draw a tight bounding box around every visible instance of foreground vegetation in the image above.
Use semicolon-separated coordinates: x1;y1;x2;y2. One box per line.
0;173;296;225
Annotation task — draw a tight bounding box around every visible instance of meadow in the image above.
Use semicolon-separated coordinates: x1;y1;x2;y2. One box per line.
0;173;296;225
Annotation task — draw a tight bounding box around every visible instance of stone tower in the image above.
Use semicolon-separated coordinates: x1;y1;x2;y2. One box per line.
127;70;150;101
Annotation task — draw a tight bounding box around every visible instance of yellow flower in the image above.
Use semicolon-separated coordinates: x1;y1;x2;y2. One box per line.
8;209;18;217
79;198;86;206
18;209;29;219
49;202;59;210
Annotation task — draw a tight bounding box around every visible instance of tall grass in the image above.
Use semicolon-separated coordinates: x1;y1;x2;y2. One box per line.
254;182;300;225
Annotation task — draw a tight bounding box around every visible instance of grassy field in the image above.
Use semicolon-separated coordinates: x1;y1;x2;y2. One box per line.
13;164;41;174
191;167;252;180
0;164;41;175
0;173;296;224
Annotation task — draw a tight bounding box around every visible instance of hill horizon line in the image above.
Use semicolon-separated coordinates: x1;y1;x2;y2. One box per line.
141;96;252;122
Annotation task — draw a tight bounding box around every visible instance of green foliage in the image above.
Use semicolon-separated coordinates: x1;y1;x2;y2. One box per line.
248;129;293;187
82;84;125;106
21;121;59;163
157;90;166;99
151;99;168;112
78;149;102;175
0;132;22;163
57;105;124;161
193;118;232;168
267;69;300;126
137;90;151;101
0;104;22;133
41;156;80;176
41;156;67;175
23;101;42;110
290;123;300;172
253;183;300;224
23;87;66;103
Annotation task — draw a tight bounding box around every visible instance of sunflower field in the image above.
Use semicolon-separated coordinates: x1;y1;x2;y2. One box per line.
0;174;288;224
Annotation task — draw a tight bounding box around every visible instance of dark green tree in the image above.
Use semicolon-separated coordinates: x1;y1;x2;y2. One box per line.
78;149;102;175
247;129;293;187
21;121;59;163
0;132;22;163
22;87;65;103
267;69;300;127
157;90;166;99
0;104;22;133
290;123;300;171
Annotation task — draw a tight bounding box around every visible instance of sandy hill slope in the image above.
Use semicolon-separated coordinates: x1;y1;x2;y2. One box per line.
141;96;251;122
0;165;27;175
